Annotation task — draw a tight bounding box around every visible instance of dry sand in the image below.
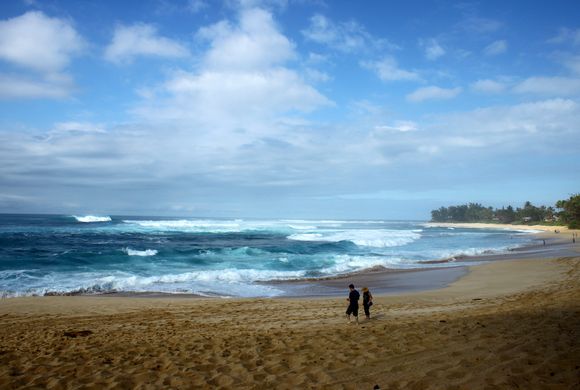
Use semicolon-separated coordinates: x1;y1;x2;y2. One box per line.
1;256;579;389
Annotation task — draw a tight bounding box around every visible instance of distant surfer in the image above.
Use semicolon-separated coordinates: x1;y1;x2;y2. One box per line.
346;284;360;324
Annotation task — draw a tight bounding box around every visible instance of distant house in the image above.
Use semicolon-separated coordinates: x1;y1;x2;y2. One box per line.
522;217;533;222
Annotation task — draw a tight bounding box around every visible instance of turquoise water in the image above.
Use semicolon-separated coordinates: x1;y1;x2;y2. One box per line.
0;214;535;297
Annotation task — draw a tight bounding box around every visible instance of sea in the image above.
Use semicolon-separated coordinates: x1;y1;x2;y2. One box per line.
0;214;538;298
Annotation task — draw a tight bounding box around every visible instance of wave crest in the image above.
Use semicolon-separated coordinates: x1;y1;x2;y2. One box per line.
73;215;112;223
123;248;158;257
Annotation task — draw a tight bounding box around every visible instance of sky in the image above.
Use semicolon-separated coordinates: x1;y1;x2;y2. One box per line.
0;0;579;220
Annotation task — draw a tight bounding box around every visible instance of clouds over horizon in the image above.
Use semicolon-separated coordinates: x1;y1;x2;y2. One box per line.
0;2;579;217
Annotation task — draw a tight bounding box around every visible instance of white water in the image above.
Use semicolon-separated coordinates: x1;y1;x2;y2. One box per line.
74;215;112;223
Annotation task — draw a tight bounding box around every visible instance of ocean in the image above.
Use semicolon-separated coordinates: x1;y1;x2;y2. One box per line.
0;214;536;298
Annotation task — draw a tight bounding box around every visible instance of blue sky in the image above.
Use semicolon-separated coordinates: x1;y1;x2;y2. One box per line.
0;0;579;219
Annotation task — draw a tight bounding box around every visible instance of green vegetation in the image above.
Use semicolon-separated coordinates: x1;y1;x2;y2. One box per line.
431;194;580;228
555;194;580;229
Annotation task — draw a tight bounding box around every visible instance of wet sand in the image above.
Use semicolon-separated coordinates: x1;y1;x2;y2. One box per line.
1;255;579;389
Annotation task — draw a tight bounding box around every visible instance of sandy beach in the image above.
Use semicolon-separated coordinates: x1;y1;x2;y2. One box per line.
1;251;579;389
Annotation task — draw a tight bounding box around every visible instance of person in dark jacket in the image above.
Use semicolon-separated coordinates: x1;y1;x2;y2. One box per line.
346;284;360;324
362;287;373;319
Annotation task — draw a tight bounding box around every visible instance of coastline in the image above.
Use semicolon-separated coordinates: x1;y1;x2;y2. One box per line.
1;256;578;388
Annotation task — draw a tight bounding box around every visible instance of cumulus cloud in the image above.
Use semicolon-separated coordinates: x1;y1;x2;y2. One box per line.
420;38;445;60
484;39;507;56
104;23;189;64
0;11;84;99
406;86;462;102
197;9;295;70
361;57;419;82
0;11;84;72
132;7;331;163
513;76;580;96
471;79;506;93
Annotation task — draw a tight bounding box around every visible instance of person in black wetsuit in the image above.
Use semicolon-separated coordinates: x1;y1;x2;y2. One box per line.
362;287;373;319
346;283;360;324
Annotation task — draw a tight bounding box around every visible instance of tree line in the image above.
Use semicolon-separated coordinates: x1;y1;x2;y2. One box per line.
430;194;580;229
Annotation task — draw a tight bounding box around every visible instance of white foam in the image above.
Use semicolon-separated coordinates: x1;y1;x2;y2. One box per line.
318;255;395;274
122;219;294;234
123;219;241;231
287;224;317;230
123;248;158;257
0;266;308;298
280;219;386;224
121;218;399;234
288;229;420;248
73;215;111;223
288;233;324;241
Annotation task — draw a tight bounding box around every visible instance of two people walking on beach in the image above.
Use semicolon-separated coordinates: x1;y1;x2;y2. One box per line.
346;284;373;324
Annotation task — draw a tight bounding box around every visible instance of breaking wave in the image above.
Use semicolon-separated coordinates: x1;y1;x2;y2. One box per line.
288;229;421;248
123;248;158;257
74;215;112;223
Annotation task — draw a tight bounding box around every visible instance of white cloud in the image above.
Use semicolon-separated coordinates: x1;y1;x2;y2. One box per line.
513;76;580;96
302;14;394;53
0;11;84;73
361;57;419;82
0;11;84;99
104;23;189;64
406;86;462;102
133;7;331;153
420;38;445;60
484;40;507;56
471;79;506;93
198;9;295;70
